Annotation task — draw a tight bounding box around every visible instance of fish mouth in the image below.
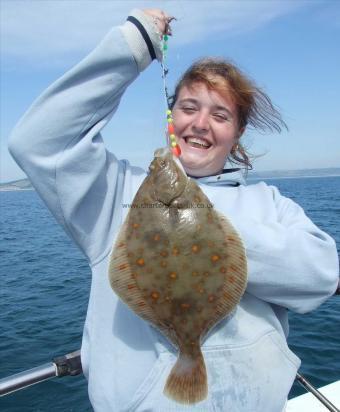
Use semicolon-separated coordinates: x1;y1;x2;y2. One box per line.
184;136;212;150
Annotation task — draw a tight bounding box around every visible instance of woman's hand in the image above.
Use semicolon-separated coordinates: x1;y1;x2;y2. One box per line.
142;9;175;36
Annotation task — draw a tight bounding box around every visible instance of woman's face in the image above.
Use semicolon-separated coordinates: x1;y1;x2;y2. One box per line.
172;82;243;177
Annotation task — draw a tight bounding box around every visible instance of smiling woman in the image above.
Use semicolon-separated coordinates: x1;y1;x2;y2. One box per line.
7;6;339;412
170;58;287;175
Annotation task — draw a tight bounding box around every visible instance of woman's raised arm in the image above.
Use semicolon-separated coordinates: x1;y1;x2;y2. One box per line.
8;9;168;263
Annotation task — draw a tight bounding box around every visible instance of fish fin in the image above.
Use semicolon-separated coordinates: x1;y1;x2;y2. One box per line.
202;212;248;337
217;211;248;295
164;349;207;404
108;218;157;326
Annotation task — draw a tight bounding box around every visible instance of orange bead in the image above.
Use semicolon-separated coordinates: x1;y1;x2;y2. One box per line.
172;145;181;157
168;123;175;134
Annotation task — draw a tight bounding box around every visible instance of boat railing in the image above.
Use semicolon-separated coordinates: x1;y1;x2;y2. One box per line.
0;350;82;397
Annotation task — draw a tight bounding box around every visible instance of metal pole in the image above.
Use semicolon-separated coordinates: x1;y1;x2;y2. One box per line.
296;372;340;412
0;350;82;397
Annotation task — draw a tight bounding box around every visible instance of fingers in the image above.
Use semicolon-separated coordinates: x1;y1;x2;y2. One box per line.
164;16;176;36
142;9;176;36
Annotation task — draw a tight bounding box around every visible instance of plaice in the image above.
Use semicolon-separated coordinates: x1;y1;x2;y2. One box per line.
108;147;247;404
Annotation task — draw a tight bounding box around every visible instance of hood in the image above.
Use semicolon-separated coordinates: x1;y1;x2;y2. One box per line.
193;168;246;187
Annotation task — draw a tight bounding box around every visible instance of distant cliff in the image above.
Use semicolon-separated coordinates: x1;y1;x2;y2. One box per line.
1;168;340;191
0;178;33;191
247;167;340;180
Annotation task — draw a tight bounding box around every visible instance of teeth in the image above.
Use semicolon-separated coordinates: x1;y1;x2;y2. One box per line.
186;137;211;148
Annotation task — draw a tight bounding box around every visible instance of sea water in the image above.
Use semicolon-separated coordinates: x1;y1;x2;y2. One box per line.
1;176;339;411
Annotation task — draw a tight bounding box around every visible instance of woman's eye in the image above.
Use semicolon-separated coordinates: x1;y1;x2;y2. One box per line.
214;113;228;122
182;107;196;113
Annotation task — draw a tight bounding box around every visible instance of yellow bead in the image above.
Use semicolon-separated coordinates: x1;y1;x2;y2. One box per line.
170;134;176;140
171;141;177;147
167;118;173;123
166;110;172;115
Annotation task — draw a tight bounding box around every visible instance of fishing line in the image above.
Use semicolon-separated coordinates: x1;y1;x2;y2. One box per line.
159;20;181;157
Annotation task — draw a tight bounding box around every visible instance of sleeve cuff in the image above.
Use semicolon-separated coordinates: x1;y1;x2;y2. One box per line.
119;9;162;72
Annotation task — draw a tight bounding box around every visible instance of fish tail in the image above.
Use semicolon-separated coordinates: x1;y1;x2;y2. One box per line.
164;348;207;404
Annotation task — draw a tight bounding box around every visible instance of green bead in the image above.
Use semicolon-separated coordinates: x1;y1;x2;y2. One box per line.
163;35;168;41
163;44;168;51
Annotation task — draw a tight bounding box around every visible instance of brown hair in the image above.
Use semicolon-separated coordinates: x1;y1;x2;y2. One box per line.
169;58;287;170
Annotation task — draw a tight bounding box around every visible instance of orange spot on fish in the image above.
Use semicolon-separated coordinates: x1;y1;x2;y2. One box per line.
136;258;145;266
151;291;160;300
160;250;168;257
169;272;177;280
132;223;140;229
153;234;161;241
204;271;210;277
220;267;227;273
211;254;220;263
180;303;190;309
208;295;216;302
191;244;200;253
160;261;167;268
192;271;198;277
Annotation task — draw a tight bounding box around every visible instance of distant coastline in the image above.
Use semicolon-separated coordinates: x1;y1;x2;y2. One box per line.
0;178;34;192
248;174;340;181
1;168;340;191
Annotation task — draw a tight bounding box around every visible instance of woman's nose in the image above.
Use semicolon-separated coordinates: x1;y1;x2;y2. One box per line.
192;110;210;133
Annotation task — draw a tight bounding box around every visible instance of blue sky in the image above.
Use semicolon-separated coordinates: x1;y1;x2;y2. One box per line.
1;0;339;182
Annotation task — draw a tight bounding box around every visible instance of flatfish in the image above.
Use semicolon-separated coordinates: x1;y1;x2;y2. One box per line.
108;147;247;404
